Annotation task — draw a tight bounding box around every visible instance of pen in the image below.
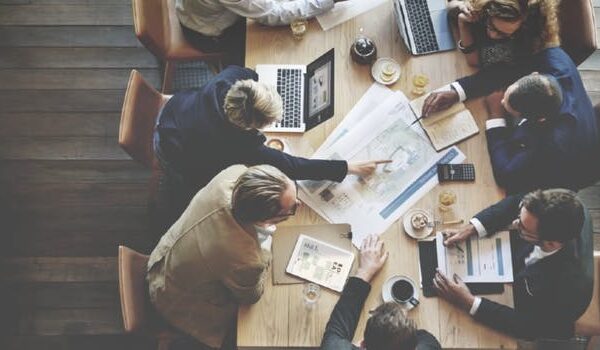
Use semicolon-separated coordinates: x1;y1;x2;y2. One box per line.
408;115;425;127
454;244;464;253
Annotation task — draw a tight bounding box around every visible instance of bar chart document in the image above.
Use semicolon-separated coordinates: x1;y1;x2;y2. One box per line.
435;231;514;283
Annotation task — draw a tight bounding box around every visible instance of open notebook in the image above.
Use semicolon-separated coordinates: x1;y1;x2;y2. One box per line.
410;94;479;151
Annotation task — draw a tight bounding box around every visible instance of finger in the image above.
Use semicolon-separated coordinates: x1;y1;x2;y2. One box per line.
375;239;384;252
360;237;368;250
367;234;375;248
373;160;393;165
453;273;464;284
422;93;436;116
380;251;389;264
434;274;448;292
436;269;449;283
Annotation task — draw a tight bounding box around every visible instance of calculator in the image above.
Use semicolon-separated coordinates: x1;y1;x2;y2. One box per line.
437;163;475;182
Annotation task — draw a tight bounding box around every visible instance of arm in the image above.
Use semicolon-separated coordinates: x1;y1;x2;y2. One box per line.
222;263;268;305
456;13;479;67
456;63;530;100
320;277;371;350
473;193;524;235
220;0;335;26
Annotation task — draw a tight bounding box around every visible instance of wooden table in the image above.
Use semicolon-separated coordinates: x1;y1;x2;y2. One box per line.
239;3;516;348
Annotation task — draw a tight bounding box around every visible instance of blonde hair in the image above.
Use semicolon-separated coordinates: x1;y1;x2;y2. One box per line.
468;0;560;50
231;165;290;223
223;80;283;130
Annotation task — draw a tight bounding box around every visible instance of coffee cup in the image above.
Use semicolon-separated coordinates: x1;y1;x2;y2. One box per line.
391;277;419;307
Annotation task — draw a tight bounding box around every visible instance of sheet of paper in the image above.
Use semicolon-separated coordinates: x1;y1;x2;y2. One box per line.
435;231;514;283
424;109;479;150
316;0;389;31
299;92;465;247
286;234;355;292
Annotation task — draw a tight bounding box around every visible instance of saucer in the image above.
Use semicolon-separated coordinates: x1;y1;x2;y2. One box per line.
403;208;434;240
371;57;401;85
381;275;419;310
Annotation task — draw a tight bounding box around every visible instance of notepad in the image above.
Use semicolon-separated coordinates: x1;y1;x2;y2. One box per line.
410;94;479;151
286;234;355;292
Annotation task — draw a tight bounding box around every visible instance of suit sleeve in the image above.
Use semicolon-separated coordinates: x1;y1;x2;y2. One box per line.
248;144;348;182
473;194;524;234
456;63;531;100
222;263;268;305
320;277;371;350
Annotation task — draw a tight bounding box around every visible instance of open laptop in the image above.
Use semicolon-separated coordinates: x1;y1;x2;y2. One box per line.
393;0;455;55
256;48;335;133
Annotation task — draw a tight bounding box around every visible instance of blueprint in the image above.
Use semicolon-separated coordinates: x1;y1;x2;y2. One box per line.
299;91;465;246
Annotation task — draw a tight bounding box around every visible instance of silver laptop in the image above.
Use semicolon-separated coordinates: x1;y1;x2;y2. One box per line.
393;0;455;55
256;49;335;133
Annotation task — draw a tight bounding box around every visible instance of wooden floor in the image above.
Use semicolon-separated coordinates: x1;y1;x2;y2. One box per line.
0;1;599;350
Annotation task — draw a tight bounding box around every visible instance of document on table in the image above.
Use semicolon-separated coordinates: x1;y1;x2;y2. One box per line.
435;231;514;283
316;0;388;31
299;91;464;247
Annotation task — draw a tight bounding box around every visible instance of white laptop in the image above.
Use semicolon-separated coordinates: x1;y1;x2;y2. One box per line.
256;49;335;133
393;0;456;55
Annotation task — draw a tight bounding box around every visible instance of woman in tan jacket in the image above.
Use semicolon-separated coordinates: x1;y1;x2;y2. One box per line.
147;164;299;349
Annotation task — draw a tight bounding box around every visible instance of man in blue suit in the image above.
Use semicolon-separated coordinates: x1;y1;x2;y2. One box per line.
421;47;600;193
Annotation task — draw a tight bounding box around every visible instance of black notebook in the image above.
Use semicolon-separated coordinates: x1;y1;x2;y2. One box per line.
418;239;504;297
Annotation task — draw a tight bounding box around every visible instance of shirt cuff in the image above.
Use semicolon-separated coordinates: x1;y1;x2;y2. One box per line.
469;297;482;315
469;218;488;237
485;118;507;130
450;82;467;102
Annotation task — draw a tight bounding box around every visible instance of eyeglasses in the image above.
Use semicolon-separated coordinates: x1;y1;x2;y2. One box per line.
485;17;519;40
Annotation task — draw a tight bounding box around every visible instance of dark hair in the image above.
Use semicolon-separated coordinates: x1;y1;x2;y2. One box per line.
483;0;528;21
521;189;584;243
507;74;562;120
231;165;289;223
364;302;418;350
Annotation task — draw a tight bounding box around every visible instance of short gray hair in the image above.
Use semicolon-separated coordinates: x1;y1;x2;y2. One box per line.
231;165;290;223
223;80;283;130
507;74;563;120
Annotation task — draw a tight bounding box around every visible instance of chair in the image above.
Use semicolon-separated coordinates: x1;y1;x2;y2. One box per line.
119;69;170;169
118;245;176;350
559;0;597;66
132;0;223;92
576;251;600;337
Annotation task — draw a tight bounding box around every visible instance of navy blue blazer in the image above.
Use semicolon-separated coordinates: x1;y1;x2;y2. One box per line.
155;66;347;190
457;48;600;193
472;194;594;340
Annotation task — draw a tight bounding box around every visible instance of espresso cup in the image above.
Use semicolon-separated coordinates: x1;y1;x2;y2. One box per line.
391;277;419;307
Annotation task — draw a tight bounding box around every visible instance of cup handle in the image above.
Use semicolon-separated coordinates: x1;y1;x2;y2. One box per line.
409;297;420;307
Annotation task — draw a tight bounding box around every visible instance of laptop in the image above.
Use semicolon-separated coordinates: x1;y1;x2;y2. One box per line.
393;0;455;55
256;48;335;133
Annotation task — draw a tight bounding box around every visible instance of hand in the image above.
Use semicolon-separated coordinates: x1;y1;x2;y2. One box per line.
433;269;475;310
421;90;459;117
442;224;477;247
457;8;478;23
347;160;392;177
355;234;388;283
484;90;506;117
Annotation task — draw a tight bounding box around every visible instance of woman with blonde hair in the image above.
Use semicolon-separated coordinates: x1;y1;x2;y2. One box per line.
447;0;560;68
153;65;386;228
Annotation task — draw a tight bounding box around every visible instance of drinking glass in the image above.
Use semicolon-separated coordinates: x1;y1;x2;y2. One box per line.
290;18;308;40
303;282;321;308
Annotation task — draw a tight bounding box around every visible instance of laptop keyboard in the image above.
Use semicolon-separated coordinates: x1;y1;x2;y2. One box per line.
276;68;302;129
405;0;439;54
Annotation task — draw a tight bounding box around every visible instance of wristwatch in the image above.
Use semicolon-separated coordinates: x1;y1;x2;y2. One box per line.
457;39;477;54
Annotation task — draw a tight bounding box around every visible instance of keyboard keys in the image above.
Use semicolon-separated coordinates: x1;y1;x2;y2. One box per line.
405;0;439;54
276;68;303;128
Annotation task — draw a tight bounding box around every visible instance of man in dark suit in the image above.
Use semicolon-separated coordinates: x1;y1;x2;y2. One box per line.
433;189;594;340
320;235;441;350
154;65;387;228
421;47;600;193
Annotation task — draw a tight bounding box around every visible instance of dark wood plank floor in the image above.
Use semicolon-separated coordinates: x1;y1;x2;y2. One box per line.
0;1;599;350
0;0;159;348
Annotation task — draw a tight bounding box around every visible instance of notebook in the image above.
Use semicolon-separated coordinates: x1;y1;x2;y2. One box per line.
409;93;479;151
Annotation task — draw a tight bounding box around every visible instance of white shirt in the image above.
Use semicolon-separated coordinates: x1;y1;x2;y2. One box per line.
177;0;335;37
255;224;277;251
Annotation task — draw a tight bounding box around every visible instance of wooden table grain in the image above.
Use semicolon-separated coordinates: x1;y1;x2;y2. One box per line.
239;3;517;348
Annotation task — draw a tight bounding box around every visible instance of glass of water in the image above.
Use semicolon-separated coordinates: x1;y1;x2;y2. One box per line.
290;18;308;40
303;282;321;308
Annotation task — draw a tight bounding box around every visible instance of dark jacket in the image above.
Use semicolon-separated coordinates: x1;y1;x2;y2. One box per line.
320;277;441;350
155;65;347;191
457;47;600;193
471;194;594;340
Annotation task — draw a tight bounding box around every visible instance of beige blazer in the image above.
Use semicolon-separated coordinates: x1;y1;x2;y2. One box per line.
147;165;269;348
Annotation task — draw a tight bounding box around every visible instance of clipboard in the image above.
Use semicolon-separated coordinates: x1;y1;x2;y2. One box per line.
272;224;356;285
418;239;504;297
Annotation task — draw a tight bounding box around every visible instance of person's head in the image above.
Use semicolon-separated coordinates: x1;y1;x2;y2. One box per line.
362;302;418;350
513;189;584;248
501;72;562;120
231;165;300;226
223;80;283;130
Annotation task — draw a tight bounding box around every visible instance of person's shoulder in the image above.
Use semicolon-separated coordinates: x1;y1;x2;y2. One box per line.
220;65;258;81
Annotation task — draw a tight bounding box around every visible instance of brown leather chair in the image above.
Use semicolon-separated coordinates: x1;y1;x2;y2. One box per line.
576;252;600;342
118;245;175;350
132;0;223;92
119;69;170;169
559;0;597;66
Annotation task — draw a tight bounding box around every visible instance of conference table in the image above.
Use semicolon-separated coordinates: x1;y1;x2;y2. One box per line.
238;2;517;349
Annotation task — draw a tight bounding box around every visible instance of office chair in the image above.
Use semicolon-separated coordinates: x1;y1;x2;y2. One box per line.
559;0;597;66
131;0;223;92
118;245;177;350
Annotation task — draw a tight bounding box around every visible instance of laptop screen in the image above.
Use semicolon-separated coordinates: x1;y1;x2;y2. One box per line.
305;48;335;131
